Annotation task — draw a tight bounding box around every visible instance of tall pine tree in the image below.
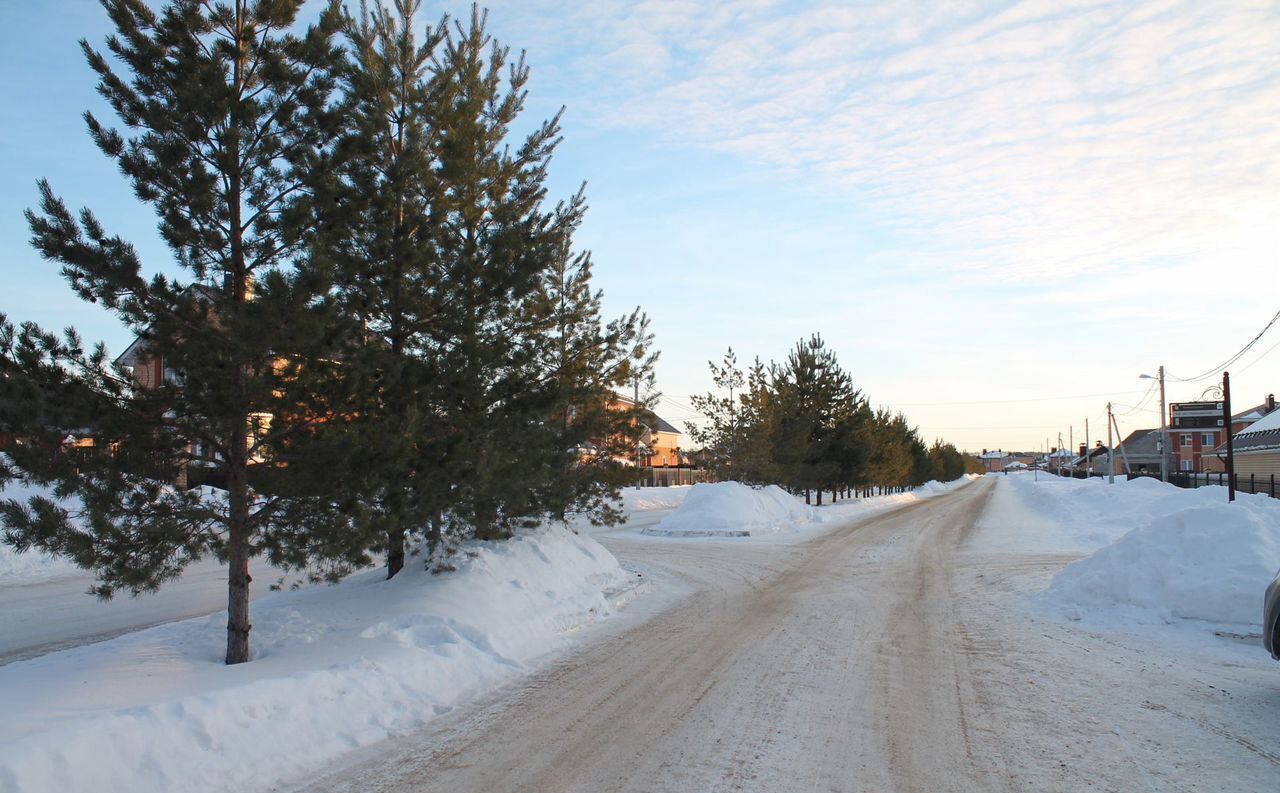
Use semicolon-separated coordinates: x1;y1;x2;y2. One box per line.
0;0;346;664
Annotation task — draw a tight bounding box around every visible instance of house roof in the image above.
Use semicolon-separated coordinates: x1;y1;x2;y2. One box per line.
613;393;681;435
1115;428;1162;459
978;450;1008;459
1233;400;1278;423
1070;446;1111;466
647;412;681;435
1231;408;1280;454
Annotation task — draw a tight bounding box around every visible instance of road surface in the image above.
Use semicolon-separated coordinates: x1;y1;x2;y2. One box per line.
0;557;305;665
290;477;1280;792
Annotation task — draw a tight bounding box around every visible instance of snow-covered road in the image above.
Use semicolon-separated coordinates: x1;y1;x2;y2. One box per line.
0;558;306;665
291;477;1280;792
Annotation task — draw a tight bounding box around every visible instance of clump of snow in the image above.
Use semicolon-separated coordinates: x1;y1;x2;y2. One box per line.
0;525;638;793
644;481;813;537
1047;497;1280;625
617;485;692;513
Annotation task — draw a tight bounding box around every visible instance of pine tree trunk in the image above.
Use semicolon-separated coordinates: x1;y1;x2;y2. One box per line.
387;528;405;578
804;489;810;505
816;489;823;506
428;512;442;556
223;0;253;667
226;423;252;665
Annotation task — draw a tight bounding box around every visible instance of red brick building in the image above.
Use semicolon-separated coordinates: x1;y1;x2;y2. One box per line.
1169;395;1277;473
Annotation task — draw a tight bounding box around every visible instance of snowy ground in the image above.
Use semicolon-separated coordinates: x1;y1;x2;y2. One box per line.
293;476;1280;792
4;474;1278;792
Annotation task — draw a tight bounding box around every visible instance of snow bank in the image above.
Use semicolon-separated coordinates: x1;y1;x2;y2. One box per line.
0;526;637;793
643;476;977;538
617;485;692;513
980;473;1280;626
0;476;82;584
645;481;813;536
1048;497;1280;625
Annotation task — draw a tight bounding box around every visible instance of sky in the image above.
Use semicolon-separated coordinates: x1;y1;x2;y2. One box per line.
1;0;1278;454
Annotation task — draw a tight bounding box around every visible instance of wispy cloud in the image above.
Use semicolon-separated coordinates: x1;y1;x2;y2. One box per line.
491;0;1280;281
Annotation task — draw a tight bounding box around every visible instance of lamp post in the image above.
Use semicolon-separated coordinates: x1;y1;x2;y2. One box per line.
1140;366;1167;482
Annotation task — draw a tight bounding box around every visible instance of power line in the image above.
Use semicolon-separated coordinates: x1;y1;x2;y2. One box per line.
1236;335;1280;375
884;388;1149;408
1168;306;1280;383
1115;380;1158;417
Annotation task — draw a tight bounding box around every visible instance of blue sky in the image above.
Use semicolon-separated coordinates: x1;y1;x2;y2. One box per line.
2;0;1278;453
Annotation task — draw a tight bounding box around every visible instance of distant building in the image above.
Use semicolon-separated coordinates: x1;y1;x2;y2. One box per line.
978;449;1009;473
611;394;681;468
1170;394;1277;473
1111;428;1162;474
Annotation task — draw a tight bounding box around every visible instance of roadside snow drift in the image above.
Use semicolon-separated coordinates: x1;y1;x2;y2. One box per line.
0;526;637;793
1048;496;1280;625
644;482;812;536
643;477;977;538
980;473;1280;627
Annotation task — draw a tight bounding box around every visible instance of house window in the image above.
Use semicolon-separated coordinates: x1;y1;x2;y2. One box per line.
1201;433;1215;447
1180;433;1192;447
1181;459;1193;471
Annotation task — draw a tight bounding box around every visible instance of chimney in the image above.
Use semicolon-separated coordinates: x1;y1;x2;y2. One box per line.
1078;443;1086;457
1268;394;1276;413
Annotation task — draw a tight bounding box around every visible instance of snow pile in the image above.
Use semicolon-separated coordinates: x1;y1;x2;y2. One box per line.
979;472;1280;626
973;472;1220;555
643;476;978;538
813;476;979;525
1048;497;1280;625
0;525;638;793
617;485;692;513
644;481;815;537
0;475;83;583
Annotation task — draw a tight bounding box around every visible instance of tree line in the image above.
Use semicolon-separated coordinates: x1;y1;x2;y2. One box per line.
687;339;973;503
0;0;653;664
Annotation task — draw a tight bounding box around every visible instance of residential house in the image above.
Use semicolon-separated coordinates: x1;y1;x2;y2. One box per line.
1111;428;1162;475
1222;406;1280;479
610;394;682;468
1044;447;1074;472
1070;442;1111;474
1169;395;1277;473
977;449;1008;473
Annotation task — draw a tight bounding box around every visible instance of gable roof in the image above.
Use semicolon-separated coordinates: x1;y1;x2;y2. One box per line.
1231;408;1280;454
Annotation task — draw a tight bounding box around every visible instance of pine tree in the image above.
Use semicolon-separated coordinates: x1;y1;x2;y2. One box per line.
687;348;748;480
425;7;606;540
0;0;346;665
293;0;453;578
770;334;857;503
526;229;655;525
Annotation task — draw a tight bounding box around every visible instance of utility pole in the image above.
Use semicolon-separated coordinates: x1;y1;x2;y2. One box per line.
1069;426;1073;475
1223;371;1235;502
1106;402;1115;484
1158;365;1168;483
1111;411;1131;475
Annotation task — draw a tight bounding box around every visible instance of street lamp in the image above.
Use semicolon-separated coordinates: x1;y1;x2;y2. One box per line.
1139;366;1167;482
